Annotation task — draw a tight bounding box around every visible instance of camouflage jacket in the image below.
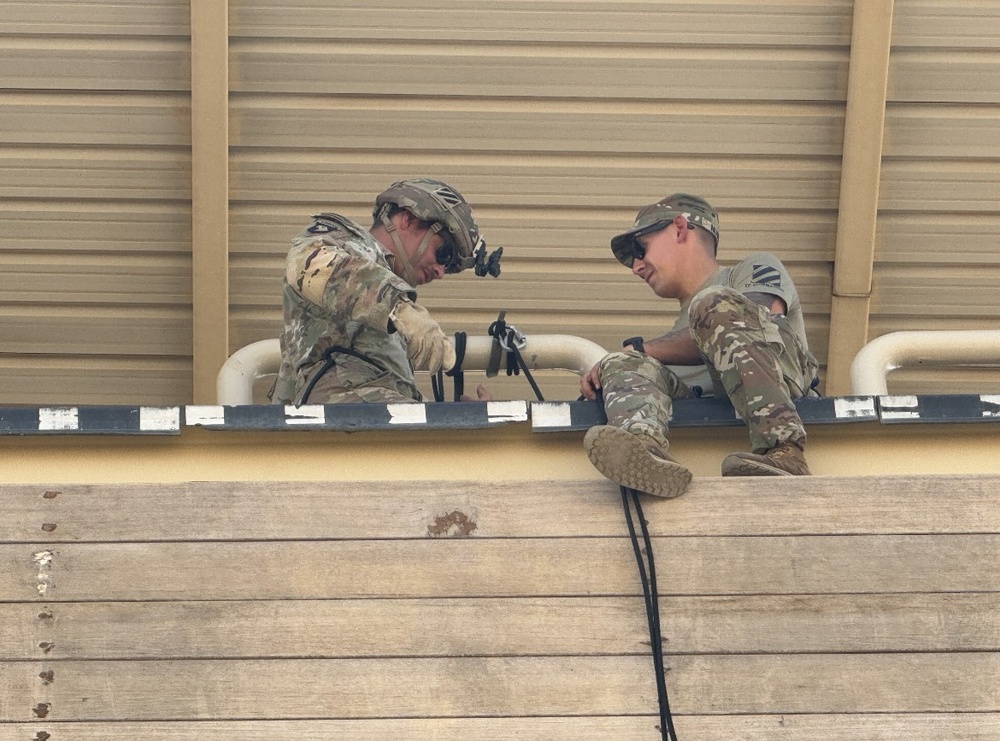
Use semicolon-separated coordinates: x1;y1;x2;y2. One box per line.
272;213;419;404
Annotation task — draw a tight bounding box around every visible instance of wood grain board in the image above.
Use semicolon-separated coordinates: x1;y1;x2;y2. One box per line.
1;475;997;738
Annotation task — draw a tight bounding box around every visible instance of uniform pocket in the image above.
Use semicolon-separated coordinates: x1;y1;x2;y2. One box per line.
754;303;786;346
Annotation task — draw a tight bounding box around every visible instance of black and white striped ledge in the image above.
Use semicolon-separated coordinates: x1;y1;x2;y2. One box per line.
184;401;529;431
877;394;1000;424
530;396;880;433
1;395;998;435
0;406;182;435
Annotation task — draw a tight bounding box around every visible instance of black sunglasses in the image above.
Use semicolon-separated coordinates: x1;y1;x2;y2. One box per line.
436;241;461;272
631;222;696;262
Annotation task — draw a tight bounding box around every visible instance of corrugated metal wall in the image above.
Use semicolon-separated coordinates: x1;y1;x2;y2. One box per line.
228;0;852;403
1;0;193;404
3;1;999;404
879;1;1000;392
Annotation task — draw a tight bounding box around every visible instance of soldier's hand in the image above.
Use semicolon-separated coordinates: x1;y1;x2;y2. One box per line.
580;361;602;401
460;384;493;402
389;299;456;374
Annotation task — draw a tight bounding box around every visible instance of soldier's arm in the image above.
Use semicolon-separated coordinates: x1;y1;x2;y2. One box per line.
643;328;703;365
579;328;701;400
744;291;787;315
288;239;415;333
730;253;793;316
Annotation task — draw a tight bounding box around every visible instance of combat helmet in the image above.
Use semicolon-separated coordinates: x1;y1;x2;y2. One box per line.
373;178;501;277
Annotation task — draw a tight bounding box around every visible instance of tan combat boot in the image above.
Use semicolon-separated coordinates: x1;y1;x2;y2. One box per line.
720;440;811;477
583;425;692;498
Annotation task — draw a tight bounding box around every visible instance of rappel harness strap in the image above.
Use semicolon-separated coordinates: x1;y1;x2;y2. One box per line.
431;312;546;403
621;485;679;741
298;345;381;405
432;331;468;403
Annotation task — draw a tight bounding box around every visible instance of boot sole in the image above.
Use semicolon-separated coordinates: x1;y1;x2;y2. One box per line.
721;454;798;477
584;425;691;498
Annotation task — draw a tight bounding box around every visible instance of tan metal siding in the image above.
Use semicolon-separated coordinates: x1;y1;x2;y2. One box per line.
0;2;192;404
875;0;1000;393
5;0;1000;401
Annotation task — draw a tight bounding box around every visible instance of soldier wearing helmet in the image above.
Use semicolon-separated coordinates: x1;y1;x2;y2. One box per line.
580;192;820;497
272;178;501;405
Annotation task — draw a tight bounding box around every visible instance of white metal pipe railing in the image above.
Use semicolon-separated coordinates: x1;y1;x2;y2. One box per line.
217;335;609;405
850;330;1000;396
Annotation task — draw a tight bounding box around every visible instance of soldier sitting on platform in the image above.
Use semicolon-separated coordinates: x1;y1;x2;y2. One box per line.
580;193;820;497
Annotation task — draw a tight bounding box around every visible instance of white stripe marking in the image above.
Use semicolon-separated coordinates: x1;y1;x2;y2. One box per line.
387;403;428;425
487;400;528;423
531;402;574;428
39;407;79;431
140;406;181;431
185;405;227;426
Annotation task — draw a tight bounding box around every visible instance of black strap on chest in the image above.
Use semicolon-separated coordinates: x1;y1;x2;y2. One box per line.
297;345;381;405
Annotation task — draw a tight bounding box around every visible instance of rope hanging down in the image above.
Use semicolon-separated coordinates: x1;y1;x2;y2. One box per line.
621;485;679;741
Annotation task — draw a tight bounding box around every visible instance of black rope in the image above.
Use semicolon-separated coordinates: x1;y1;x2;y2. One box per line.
512;347;544;401
487;313;545;402
431;369;445;403
449;331;467;402
621;485;678;741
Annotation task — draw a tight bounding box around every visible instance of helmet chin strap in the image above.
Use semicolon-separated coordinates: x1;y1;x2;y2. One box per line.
377;206;443;286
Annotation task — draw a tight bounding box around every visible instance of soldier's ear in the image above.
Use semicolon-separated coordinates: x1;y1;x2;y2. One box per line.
397;209;422;233
390;208;414;231
672;214;690;240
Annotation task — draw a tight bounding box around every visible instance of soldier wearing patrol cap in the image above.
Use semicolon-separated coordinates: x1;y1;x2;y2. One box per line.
580;193;820;497
272;178;501;405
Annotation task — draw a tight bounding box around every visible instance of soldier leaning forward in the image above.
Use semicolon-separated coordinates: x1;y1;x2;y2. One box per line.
272;178;500;405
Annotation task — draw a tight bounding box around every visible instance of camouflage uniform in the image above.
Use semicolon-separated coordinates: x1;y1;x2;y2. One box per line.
272;212;421;405
599;253;819;454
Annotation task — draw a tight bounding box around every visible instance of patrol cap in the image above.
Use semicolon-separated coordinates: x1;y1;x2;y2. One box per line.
610;193;720;267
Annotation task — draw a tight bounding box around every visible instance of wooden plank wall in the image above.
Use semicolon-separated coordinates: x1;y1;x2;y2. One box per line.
3;0;1000;404
1;475;998;739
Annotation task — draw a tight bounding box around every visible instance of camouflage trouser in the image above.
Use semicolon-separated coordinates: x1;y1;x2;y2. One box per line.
598;286;818;453
295;356;420;404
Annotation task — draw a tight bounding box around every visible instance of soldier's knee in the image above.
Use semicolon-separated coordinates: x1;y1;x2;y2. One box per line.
598;350;641;375
688;288;771;349
597;349;662;383
688;285;747;327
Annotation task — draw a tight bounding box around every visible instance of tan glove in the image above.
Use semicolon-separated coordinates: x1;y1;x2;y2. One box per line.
389;299;456;374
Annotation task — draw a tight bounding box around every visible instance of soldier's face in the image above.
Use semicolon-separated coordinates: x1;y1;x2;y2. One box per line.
632;227;682;298
405;229;448;286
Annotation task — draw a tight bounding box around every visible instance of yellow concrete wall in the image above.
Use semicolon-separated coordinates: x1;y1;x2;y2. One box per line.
2;422;1000;484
